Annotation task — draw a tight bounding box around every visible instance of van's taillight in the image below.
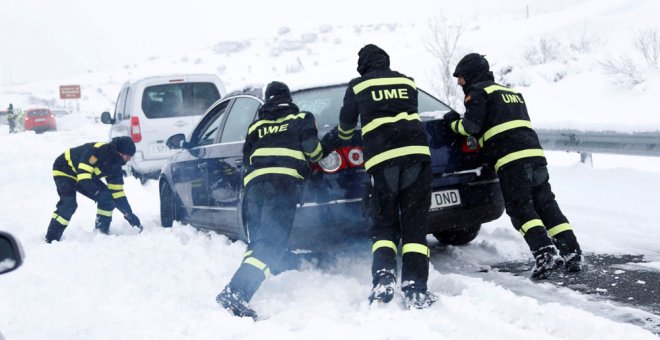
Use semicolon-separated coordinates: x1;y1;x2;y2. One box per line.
130;116;142;143
461;136;479;153
315;146;364;174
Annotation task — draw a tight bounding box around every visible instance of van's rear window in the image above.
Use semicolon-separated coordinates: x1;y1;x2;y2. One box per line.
141;82;220;119
27;110;50;117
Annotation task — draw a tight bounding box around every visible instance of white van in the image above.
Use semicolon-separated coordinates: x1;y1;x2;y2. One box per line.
101;74;226;181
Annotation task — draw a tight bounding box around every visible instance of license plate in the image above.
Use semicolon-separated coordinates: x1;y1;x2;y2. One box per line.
430;189;461;210
150;144;169;153
35;118;46;122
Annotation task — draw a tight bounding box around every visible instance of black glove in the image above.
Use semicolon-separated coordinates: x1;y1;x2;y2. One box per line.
443;111;460;123
321;127;341;153
124;213;142;229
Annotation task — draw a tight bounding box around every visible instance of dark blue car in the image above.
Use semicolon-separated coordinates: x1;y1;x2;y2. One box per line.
159;84;504;250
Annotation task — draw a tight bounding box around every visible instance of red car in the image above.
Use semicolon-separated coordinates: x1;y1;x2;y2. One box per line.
24;108;57;133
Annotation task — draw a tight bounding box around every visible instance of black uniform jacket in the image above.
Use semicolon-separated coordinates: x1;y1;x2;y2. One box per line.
450;80;546;172
52;142;133;214
338;69;431;173
242;101;323;187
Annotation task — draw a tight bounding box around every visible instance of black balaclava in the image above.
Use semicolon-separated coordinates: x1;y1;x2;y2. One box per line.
453;53;494;92
357;44;390;76
259;81;298;119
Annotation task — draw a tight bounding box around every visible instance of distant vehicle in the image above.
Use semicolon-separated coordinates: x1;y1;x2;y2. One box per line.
0;230;24;275
159;83;505;250
23;108;57;133
101;74;226;182
51;109;72;116
0;110;7;125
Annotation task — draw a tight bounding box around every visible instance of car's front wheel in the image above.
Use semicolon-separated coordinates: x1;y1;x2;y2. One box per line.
433;224;481;246
160;181;176;228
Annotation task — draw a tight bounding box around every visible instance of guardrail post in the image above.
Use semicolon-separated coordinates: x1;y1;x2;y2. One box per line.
580;152;593;167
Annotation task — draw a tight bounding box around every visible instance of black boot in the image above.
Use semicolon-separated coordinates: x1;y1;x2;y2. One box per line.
531;245;565;280
95;215;112;234
216;286;257;319
402;288;438;310
368;271;396;304
552;231;583;272
45;221;66;243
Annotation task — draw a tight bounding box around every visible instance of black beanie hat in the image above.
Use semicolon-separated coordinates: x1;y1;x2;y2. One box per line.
264;81;292;103
357;44;390;76
111;136;136;156
453;53;490;81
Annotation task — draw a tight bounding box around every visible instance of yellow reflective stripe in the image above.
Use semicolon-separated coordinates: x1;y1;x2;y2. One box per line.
339;133;352;141
94;168;102;176
52;213;69;225
361;112;420;136
97;208;113;217
451;119;470;137
402;243;430;257
77;173;92;180
243;167;304;186
495;149;545;172
64;149;75;172
243;257;271;278
352;77;417;95
250;148;305;164
481;120;532;144
547;223;573;237
372;240;397;254
484;84;519;94
338;126;355;135
78;163;95;173
247;113;306;135
364;145;430;171
112;191;126;199
306;142;323;161
94;142;106;148
519;219;544;236
244;250;253;258
52;170;77;181
107;183;123;190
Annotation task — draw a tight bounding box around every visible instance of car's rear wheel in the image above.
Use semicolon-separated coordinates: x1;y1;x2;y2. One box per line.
160;181;176;228
433;224;481;246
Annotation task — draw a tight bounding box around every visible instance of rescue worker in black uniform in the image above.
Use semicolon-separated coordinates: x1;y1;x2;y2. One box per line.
216;81;327;319
7;104;16;133
327;44;436;309
444;53;583;279
45;136;142;242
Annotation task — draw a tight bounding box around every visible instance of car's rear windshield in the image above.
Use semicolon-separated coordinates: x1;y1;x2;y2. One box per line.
141;82;221;119
291;85;451;127
27;110;50;117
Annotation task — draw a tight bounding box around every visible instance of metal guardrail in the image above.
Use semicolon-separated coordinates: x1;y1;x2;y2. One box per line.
536;129;660;158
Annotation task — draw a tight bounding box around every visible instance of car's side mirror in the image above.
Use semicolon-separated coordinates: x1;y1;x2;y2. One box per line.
100;112;115;124
0;231;24;275
166;133;188;149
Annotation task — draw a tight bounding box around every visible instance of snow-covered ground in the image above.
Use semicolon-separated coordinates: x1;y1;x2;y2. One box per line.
1;0;660;339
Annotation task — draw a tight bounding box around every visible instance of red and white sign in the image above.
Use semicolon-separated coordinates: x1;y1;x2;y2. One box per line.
59;85;81;99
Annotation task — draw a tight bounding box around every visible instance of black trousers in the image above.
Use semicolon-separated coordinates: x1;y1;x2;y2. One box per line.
226;178;300;301
368;162;431;292
498;161;575;253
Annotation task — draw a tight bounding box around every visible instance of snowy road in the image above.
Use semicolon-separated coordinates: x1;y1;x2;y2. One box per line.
0;117;659;339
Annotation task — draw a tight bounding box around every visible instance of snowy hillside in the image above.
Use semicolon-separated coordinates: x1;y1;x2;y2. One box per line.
1;0;660;339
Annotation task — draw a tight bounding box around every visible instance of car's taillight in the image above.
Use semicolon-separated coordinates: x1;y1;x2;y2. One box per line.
461;136;480;153
130;116;142;142
315;146;364;174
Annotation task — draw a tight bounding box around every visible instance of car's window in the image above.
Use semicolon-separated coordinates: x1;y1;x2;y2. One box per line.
27;110;49;117
292;85;452;127
190;100;229;147
220;97;260;143
114;87;130;121
141;82;220;119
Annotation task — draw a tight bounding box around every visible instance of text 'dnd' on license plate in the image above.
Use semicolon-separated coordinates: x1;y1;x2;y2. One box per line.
430;189;461;210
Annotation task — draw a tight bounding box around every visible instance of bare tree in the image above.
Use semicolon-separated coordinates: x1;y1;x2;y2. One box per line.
424;15;465;108
600;55;644;88
522;36;561;65
634;27;660;68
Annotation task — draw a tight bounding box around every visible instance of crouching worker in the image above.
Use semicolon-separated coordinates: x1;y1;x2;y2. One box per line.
216;81;328;319
45;136;142;243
